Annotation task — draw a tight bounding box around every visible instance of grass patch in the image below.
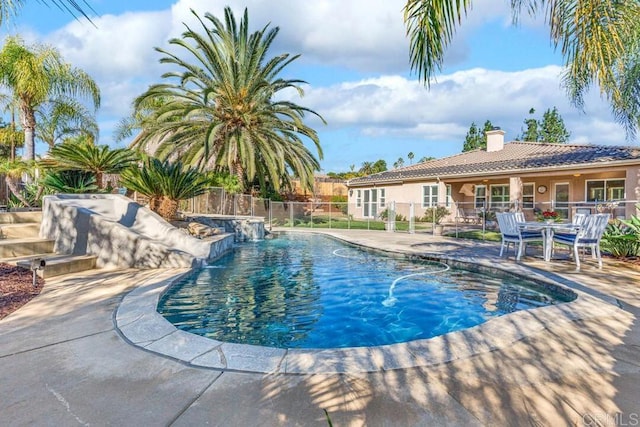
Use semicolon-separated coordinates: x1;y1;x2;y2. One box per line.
445;230;502;242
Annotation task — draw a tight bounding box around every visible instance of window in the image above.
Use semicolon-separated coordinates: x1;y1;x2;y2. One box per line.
446;184;452;207
474;185;486;209
379;189;386;208
422;185;438;208
522;183;534;209
362;189;378;218
586;179;625;202
490;185;510;211
356;190;361;208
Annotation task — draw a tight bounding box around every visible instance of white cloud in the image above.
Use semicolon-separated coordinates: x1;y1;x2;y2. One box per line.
17;0;629;159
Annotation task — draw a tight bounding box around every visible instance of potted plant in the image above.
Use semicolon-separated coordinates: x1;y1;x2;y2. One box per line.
478;210;497;229
536;209;560;224
422;206;450;235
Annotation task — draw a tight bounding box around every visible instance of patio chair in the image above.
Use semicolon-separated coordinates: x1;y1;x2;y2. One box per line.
572;213;587;226
496;212;544;261
552;213;610;269
456;208;478;224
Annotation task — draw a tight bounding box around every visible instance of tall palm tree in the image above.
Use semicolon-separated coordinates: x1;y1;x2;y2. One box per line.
131;7;324;194
404;0;640;135
36;98;99;149
41;138;138;189
0;36;100;160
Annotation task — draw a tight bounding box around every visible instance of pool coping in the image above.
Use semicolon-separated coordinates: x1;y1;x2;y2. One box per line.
115;232;625;374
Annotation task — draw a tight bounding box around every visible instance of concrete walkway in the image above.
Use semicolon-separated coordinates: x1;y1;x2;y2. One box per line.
1;229;639;426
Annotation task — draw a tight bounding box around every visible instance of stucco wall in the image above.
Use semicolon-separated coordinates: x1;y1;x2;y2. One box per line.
40;194;234;269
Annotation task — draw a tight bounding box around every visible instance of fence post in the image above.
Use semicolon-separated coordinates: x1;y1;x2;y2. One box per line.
409;203;415;234
290;202;293;228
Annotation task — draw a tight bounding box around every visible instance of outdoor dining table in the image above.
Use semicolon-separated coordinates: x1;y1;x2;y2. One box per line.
518;221;581;262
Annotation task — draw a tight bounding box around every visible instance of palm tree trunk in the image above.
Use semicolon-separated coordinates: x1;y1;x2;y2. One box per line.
157;197;178;221
20;106;36;161
5;176;30;207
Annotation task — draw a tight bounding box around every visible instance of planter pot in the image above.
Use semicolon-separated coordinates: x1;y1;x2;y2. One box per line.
485;220;497;230
433;224;444;235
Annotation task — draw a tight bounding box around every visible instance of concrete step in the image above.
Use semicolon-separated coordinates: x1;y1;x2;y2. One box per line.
0;223;41;239
0;211;42;224
15;254;97;278
0;238;55;258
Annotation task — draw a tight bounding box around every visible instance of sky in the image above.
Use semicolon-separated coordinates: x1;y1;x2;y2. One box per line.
1;0;634;173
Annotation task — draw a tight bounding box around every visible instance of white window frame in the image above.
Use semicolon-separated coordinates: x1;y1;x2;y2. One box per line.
474;185;487;209
356;190;361;208
422;184;438;208
585;178;626;202
379;188;386;208
362;189;378;218
490;184;510;211
522;183;535;209
445;184;452;208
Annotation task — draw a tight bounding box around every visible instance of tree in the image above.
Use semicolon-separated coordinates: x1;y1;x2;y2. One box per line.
0;159;34;206
540;107;571;143
407;151;414;164
36;98;99;150
517;107;570;143
120;157;210;220
0;1;95;25
393;157;405;169
418;156;435;163
371;159;387;173
130;8;324;195
462;120;493;152
0;37;100;160
403;0;640;136
521;108;539;142
41;138;138;189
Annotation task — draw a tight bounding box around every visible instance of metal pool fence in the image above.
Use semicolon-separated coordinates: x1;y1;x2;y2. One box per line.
181;187;639;237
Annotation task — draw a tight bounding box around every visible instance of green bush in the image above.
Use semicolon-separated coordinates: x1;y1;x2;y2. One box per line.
421;206;450;224
601;216;640;258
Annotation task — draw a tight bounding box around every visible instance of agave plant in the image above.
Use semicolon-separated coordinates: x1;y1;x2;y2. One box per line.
120;157;210;220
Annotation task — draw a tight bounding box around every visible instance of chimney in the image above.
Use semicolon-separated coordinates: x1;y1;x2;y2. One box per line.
485;127;505;152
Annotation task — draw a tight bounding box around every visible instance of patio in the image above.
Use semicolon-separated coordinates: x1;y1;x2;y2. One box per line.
1;229;639;426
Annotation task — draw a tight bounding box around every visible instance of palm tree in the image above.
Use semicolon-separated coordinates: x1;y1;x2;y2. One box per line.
0;158;34;206
41;138;138;189
0;1;95;25
404;0;640;135
130;8;324;194
0;36;100;160
120;157;210;220
36;98;99;149
41;170;98;194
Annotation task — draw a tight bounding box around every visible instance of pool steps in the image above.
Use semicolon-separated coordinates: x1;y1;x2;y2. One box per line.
0;211;98;278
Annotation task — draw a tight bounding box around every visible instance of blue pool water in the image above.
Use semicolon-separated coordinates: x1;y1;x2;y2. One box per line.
158;234;574;349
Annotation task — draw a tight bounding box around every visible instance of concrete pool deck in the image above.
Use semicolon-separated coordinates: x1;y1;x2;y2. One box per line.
1;229;640;425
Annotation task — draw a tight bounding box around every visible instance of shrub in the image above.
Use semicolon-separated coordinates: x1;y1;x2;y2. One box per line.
421;206;450;224
601;216;640;258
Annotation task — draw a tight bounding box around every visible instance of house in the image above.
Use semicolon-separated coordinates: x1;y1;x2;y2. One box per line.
347;129;640;222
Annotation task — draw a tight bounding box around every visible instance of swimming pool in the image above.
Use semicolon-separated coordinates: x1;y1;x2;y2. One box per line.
158;233;574;349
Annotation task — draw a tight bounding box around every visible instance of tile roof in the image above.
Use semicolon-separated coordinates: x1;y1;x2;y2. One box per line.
348;142;640;186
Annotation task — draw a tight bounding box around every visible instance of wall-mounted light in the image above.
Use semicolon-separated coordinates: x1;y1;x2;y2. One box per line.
349;190;353;197
573;173;581;177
